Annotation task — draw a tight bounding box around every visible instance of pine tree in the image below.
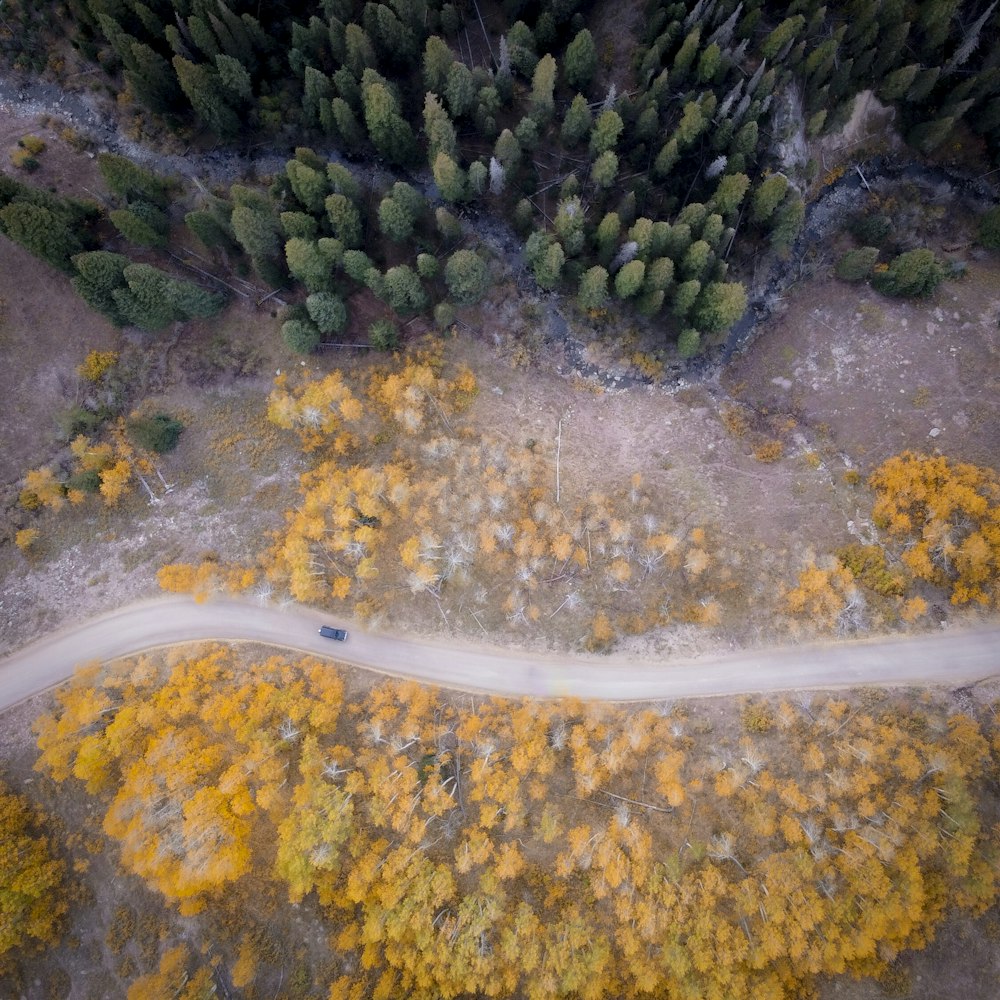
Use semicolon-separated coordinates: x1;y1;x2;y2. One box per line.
530;54;557;121
97;153;167;207
577;265;609;310
126;41;181;114
614;259;645;299
750;175;789;225
494;129;521;170
215;53;252;102
424;93;458;160
590;150;619;188
564;29;597;91
691;281;747;333
433;152;467;202
286;160;329;214
423;35;454;93
561;94;592;147
444;249;489;304
306;292;348;335
285;238;341;293
172;56;240;137
0;202;82;272
362;78;417;164
71;251;129;324
383;265;427;314
283;318;322;353
589;110;624;155
303;67;333;128
109;203;167;248
445;62;476;118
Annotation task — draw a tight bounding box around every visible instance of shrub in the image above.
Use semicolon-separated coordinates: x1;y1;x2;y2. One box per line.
836;544;906;597
369;319;399;351
282;319;322;354
872;249;946;298
835;246;880;282
740;700;775;733
677;328;701;358
444;249;489;304
849;214;892;245
977;206;1000;250
305;292;347;335
126;413;184;453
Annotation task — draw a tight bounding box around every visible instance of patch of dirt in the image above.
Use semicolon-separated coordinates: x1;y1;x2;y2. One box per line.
724;262;1000;474
0;237;120;484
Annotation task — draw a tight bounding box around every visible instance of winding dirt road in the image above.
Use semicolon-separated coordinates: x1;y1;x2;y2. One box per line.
0;596;997;709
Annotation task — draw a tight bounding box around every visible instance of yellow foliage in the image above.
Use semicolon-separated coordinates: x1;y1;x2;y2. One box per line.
870;452;1000;606
76;350;119;382
99;459;132;506
785;560;856;628
22;466;65;510
15;527;39;552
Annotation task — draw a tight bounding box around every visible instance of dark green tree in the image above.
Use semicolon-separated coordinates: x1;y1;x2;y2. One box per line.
71;251;129;325
444;249;489;304
872;249;946;297
564;29;596;91
283;318;322;354
306;292;348;335
0;202;82;273
561;94;592;147
172;56;240;137
126;413;184;453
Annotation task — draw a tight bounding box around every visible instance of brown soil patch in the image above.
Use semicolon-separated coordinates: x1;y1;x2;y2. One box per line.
724;262;1000;474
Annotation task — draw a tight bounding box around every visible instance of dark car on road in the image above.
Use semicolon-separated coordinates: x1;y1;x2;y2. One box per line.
318;625;348;641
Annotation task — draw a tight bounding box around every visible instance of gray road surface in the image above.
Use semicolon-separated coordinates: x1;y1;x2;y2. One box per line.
1;596;998;708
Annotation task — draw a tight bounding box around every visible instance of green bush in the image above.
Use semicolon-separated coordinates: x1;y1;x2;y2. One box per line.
872;249;946;298
126;413;184;453
849;214;892;246
677;328;701;358
835;246;880;282
977;206;1000;250
369;318;399;351
282;319;322;354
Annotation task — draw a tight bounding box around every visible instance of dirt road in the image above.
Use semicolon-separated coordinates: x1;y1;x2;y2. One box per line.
0;596;997;709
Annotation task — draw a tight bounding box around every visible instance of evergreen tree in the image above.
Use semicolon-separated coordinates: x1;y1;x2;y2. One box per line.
872;249;946;297
677;327;701;358
614;259;645;299
126;413;184;453
126;41;181;114
286;160;329;214
326;163;362;201
590;150;619;188
577;265;609;310
383;265;427;314
362;78;417;164
595;212;621;265
285;238;341;293
564;29;597;91
590;110;624;155
423;35;454;93
424;93;458;160
691;281;747;333
97;153;167;207
71;251;129;325
172;56;240;137
324;194;363;248
554;197;586;257
0;202;82;272
444;249;489;304
306;292;347;334
506;21;538;78
433;152;467;202
215;53;252;102
672;278;701;319
281;211;318;240
331;98;365;149
303;67;333;128
533;241;565;290
710;172;750;219
561;94;593;147
750;175;790;225
109;203;167;248
835;246;880;282
530;54;557;121
113;263;175;330
494;129;521;170
445;62;476;119
283;318;322;353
